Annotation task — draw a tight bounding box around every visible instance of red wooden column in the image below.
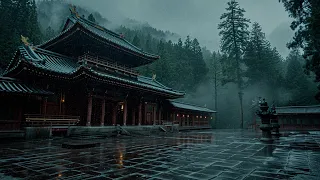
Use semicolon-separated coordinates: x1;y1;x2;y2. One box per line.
112;103;117;125
123;101;127;126
132;108;136;125
86;95;93;126
138;102;142;125
100;99;105;126
153;105;156;125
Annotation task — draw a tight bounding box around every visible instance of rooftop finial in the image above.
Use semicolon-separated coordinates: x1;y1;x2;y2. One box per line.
152;74;157;81
21;35;30;46
69;4;80;18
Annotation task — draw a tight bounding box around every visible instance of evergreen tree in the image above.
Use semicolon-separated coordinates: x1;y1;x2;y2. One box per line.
88;13;96;23
285;49;318;105
244;22;284;89
0;0;43;70
132;34;141;47
218;0;250;128
280;0;320;101
44;26;55;41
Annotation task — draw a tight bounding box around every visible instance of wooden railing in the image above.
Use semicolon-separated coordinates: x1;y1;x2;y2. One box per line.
162;120;180;126
25;114;80;127
0;120;21;131
78;54;139;76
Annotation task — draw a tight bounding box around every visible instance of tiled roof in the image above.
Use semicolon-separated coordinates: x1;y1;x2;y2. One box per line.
39;13;159;60
7;46;184;97
0;76;53;95
276;105;320;115
170;101;216;113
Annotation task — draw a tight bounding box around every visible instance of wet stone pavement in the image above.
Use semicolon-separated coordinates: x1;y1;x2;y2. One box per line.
1;130;320;180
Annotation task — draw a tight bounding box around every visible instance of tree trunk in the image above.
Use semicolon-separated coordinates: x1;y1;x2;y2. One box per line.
214;62;218;128
239;91;244;129
231;7;244;129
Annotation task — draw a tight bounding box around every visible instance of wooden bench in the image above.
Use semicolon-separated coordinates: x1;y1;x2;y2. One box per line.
24;114;80;127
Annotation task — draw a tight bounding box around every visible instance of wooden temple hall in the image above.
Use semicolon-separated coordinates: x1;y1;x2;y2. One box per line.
0;7;216;130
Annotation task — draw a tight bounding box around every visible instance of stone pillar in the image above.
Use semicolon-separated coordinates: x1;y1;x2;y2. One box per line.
132;108;136;125
153;105;156;125
86;95;93;126
123;101;127;126
112;103;117;125
101;99;105;126
138;102;142;125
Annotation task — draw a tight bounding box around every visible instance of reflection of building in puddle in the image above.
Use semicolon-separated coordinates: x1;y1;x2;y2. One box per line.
116;142;125;169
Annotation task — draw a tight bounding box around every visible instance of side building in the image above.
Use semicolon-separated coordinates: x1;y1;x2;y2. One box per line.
276;105;320;130
0;8;216;130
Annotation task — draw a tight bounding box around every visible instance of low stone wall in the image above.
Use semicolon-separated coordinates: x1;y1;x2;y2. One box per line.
67;125;167;137
25;127;52;140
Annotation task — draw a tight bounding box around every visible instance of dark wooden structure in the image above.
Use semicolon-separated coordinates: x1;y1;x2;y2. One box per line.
1;8;215;129
276;105;320;130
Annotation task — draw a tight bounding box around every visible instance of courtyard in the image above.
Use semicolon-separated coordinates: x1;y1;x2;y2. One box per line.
0;130;320;180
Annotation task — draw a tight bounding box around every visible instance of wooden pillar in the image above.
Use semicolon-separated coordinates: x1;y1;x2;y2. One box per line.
153;105;156;125
112;103;117;125
144;103;147;125
86;95;93;126
123;101;127;126
42;97;48;115
158;108;162;125
192;115;195;126
100;99;105;126
138;102;142;125
132;108;136;125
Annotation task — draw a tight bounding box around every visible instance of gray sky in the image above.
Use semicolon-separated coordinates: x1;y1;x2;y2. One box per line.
73;0;293;57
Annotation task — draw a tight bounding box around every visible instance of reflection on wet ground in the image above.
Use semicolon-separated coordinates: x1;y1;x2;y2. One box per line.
1;129;320;179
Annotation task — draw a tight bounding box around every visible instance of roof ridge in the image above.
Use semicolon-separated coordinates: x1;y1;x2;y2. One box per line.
277;105;320;108
171;100;211;109
34;47;76;60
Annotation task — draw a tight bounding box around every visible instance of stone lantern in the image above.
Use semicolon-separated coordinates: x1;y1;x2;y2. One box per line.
270;104;280;136
256;99;274;142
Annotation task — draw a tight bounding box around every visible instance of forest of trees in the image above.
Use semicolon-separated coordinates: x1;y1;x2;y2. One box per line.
0;0;319;128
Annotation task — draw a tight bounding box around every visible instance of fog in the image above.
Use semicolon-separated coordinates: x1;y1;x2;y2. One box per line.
72;0;294;57
36;0;299;128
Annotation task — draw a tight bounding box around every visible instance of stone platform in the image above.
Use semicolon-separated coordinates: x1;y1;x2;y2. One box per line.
0;130;320;179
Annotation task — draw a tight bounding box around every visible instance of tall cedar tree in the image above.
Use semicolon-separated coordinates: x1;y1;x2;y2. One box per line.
280;0;320;101
286;49;318;105
244;22;284;91
218;0;250;128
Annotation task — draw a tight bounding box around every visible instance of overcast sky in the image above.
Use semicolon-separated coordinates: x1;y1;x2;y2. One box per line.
72;0;293;57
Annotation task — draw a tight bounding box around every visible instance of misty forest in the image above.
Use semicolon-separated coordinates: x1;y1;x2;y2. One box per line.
0;0;319;129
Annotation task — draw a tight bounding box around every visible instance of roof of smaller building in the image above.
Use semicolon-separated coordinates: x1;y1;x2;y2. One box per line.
170;101;217;113
0;77;54;95
276;105;320;114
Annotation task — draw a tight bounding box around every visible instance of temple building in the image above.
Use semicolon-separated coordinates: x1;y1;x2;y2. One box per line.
0;8;215;130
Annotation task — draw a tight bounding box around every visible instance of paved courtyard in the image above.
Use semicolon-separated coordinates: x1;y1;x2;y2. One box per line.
1;130;320;180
